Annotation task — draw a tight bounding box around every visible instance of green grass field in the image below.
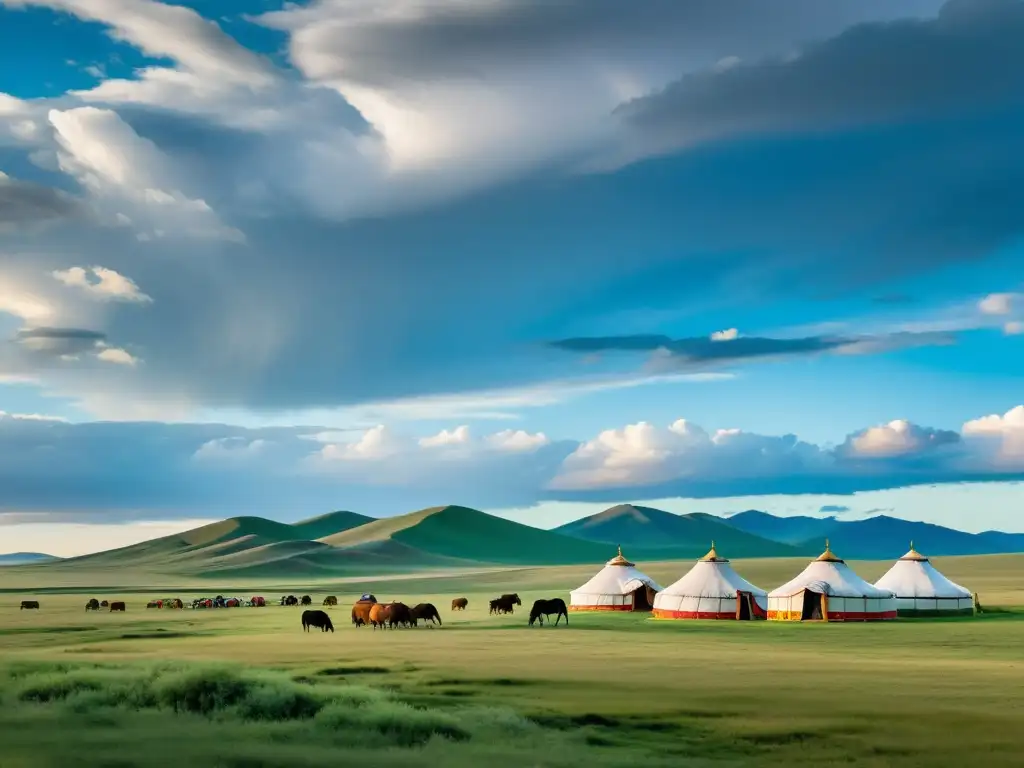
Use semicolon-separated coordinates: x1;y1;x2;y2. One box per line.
2;554;1023;767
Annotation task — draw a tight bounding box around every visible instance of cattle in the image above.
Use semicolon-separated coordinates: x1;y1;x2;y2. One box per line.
109;601;126;612
388;602;414;629
323;596;338;608
284;595;298;606
169;598;183;609
225;598;240;608
528;598;569;627
369;603;390;630
301;609;335;633
100;600;109;607
300;595;312;606
351;598;376;627
411;603;442;626
251;596;266;607
451;597;468;611
85;598;100;611
490;595;519;614
20;600;39;610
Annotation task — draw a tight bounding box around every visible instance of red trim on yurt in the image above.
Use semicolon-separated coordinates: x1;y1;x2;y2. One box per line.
750;600;768;619
768;610;897;621
652;608;738;620
569;604;632;612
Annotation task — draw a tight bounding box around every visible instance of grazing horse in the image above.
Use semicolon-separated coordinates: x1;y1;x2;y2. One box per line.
411;603;442;626
528;598;568;627
301;609;335;633
300;595;312;606
323;596;338;608
20;600;39;610
85;598;100;611
388;602;414;629
109;601;126;612
490;595;519;614
451;597;468;611
351;599;376;627
369;603;390;630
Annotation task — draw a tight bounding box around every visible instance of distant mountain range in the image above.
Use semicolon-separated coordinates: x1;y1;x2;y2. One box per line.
723;510;1024;560
0;552;57;566
10;504;1024;578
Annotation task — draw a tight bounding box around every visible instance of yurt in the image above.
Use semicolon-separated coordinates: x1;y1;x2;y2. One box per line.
652;543;768;620
569;546;662;612
768;541;897;622
874;544;974;617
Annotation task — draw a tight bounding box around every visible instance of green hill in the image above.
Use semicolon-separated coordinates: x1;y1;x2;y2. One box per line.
554;504;803;558
289;510;374;540
323;505;620;565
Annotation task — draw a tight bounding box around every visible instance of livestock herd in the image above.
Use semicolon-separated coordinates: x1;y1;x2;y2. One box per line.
18;591;571;628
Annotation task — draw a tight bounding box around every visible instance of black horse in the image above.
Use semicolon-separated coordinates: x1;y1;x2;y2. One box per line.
410;603;442;626
528;598;568;627
301;609;335;633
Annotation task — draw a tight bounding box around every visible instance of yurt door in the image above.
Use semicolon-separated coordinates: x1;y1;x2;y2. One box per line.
736;591;753;620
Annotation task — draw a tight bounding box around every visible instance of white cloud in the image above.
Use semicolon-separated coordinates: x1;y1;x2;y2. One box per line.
487;429;550;452
418;425;472;448
47;106;244;241
52;266;152;303
192;436;267;462
710;327;738;341
962;405;1024;465
845;419;955;458
96;347;139;366
979;292;1017;315
0;279;54;321
1004;321;1023;336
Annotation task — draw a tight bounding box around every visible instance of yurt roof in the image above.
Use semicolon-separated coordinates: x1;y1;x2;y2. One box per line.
658;543;767;598
571;547;662;596
769;541;893;599
874;544;971;599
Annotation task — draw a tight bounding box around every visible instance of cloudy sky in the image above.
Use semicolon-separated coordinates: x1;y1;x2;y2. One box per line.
2;0;1024;556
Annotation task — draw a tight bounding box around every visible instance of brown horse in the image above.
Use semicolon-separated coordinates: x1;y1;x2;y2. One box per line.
351;598;376;627
369;603;390;630
451;597;468;611
411;603;442;626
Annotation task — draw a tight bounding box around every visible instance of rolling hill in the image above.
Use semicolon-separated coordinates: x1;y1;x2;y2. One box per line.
322;504;620;565
723;511;1024;560
553;504;803;558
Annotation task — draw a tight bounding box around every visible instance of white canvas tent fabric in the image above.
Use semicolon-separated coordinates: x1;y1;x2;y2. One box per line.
768;543;897;621
653;544;768;619
874;545;974;616
569;547;662;611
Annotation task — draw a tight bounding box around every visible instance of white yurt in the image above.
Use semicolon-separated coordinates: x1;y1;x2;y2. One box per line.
652;543;768;620
569;546;662;612
768;541;897;622
874;544;974;617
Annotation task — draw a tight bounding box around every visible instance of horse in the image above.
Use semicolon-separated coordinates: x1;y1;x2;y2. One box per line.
85;598;100;611
323;596;338;608
369;603;390;630
388;602;414;629
411;603;442;626
109;601;126;612
352;599;376;627
20;600;39;610
451;597;468;611
301;609;335;633
528;598;568;627
491;595;519;614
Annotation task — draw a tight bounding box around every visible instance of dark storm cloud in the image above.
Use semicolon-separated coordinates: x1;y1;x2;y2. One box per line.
0;175;81;226
620;0;1024;148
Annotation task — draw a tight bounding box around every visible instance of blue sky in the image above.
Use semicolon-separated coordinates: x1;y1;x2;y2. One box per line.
1;0;1024;556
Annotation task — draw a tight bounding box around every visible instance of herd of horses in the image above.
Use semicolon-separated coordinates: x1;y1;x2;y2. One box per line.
19;592;570;627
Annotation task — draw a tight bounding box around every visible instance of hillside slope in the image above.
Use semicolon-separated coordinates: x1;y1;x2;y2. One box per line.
323;505;620;565
290;510;374;540
555;504;802;558
0;552;57;566
723;510;838;545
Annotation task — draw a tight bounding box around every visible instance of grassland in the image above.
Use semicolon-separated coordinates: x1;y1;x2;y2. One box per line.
2;554;1023;767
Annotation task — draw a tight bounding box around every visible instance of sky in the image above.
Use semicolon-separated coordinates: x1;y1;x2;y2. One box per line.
1;0;1024;557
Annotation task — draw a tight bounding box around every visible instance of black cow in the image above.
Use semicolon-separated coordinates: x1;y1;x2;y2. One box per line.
301;609;334;633
85;598;100;611
300;595;312;606
20;600;39;610
109;601;126;612
284;595;298;606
